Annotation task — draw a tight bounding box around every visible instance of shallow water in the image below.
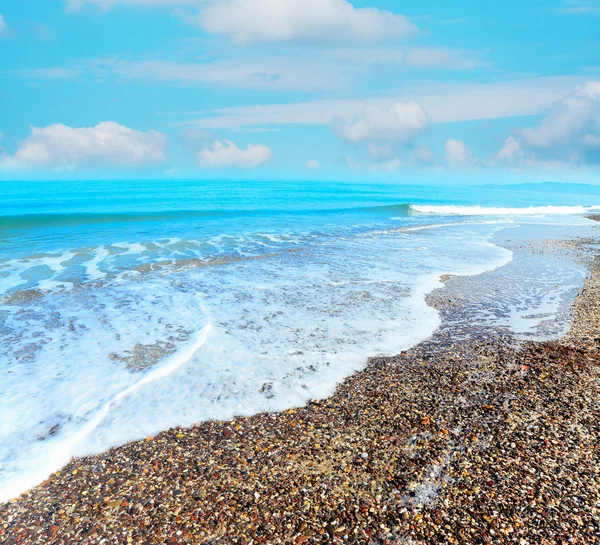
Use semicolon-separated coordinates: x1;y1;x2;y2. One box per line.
1;180;599;501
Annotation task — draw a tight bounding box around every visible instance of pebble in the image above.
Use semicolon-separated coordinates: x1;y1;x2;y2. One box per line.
1;229;600;544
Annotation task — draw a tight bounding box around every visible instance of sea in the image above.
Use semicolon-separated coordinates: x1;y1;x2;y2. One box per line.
1;179;599;502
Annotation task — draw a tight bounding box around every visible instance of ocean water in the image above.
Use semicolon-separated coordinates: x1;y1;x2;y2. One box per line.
1;180;599;502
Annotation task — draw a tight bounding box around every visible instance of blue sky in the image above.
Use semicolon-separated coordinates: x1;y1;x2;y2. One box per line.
0;0;599;181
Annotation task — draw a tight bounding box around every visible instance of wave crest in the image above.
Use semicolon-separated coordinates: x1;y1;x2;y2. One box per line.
410;205;600;216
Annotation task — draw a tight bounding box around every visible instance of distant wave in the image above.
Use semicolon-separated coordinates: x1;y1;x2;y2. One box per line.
0;210;233;231
410;205;600;216
0;204;416;231
354;203;413;215
3;203;598;231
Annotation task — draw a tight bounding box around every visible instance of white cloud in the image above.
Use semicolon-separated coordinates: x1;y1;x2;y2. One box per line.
333;102;429;143
497;81;600;165
105;58;350;91
29;46;483;94
324;46;488;71
305;159;322;169
0;14;8;37
198;140;272;168
21;55;353;93
1;122;167;170
195;0;417;45
402;48;486;70
496;136;524;163
521;82;600;149
24;47;483;94
445;139;472;166
411;145;437;165
177;76;586;130
67;0;417;45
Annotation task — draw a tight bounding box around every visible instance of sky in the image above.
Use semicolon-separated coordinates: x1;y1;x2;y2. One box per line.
0;0;599;182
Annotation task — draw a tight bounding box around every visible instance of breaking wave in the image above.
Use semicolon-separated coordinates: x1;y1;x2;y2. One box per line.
410;204;600;216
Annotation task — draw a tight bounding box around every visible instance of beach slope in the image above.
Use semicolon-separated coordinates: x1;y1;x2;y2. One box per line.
1;234;599;545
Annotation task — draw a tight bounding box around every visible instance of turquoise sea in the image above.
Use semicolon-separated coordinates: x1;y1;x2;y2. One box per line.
1;179;600;501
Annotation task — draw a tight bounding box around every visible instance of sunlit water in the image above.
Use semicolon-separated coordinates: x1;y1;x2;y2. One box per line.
1;180;599;501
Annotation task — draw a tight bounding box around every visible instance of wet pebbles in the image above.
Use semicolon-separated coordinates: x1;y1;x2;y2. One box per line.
1;236;600;544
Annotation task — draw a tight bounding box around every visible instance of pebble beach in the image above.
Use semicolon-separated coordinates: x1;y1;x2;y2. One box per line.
1;230;600;545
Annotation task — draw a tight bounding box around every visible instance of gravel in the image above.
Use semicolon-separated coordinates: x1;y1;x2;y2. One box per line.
1;229;600;545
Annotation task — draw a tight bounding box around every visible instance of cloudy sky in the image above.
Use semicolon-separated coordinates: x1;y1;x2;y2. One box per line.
0;0;599;181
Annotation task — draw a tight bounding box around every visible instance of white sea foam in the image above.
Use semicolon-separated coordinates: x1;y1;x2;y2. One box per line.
83;247;110;281
112;242;148;254
394;220;511;231
0;260;33;293
411;204;600;216
0;323;212;503
0;214;591;502
0;251;76;294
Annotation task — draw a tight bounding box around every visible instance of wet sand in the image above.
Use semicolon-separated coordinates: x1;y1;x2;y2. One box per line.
1;232;600;544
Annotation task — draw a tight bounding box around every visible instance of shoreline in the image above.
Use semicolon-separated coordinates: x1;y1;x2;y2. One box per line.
2;228;600;544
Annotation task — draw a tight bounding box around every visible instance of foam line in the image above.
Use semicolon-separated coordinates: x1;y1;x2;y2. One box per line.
0;323;212;503
411;205;600;216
